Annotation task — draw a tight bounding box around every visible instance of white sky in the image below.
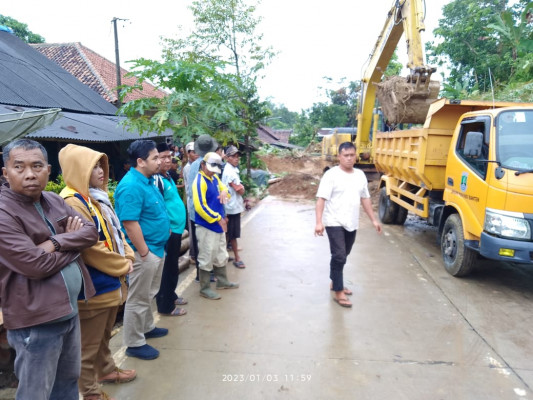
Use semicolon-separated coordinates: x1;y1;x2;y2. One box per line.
2;0;450;112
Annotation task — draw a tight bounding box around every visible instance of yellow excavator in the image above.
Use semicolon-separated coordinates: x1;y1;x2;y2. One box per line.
355;0;440;164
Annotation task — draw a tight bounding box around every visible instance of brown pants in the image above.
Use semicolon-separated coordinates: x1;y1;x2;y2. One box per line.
78;306;119;397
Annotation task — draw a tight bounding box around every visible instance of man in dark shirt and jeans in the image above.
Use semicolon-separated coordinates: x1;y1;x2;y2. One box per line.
0;139;98;400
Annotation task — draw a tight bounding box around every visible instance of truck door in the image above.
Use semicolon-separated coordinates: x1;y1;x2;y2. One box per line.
446;117;491;239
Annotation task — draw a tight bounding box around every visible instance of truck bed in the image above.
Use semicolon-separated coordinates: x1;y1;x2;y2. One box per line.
374;98;528;191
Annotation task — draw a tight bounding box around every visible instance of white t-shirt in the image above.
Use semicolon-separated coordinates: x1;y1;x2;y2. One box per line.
316;166;370;231
222;163;245;215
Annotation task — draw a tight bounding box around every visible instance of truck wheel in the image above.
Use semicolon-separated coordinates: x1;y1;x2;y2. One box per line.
379;187;398;224
394;206;408;225
441;214;476;277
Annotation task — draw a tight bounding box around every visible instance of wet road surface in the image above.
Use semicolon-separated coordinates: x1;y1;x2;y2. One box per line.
105;196;533;400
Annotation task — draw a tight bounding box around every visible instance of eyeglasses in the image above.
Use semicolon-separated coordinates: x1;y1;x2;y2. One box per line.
208;162;223;168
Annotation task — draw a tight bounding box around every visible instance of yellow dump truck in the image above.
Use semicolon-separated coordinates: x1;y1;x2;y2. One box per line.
376;98;533;276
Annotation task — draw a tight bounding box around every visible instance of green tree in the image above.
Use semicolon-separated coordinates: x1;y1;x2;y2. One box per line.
427;0;510;93
163;0;275;80
264;102;299;130
487;2;533;82
308;102;348;128
384;51;403;77
119;59;246;145
0;15;45;43
319;78;360;128
290;111;317;147
162;0;274;176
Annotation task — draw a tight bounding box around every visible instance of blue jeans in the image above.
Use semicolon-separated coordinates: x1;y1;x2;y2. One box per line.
7;316;81;400
325;226;357;292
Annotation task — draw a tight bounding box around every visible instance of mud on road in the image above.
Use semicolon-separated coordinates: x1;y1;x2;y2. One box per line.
260;154;379;203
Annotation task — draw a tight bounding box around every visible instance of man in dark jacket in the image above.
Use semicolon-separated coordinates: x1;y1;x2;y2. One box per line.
0;139;98;400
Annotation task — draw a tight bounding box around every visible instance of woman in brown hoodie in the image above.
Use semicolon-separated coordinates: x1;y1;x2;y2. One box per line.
59;144;136;400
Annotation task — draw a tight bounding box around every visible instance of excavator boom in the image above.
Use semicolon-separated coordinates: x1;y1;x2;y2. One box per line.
356;0;440;162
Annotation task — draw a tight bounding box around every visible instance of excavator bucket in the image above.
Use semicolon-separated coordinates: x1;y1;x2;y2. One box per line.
376;75;440;125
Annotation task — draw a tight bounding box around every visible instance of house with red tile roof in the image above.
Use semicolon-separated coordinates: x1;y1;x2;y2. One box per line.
256;125;299;149
31;42;166;105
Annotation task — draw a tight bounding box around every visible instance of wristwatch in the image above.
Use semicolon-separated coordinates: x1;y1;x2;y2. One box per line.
49;237;61;252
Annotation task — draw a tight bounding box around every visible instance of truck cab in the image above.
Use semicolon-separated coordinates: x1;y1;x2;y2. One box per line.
443;108;533;274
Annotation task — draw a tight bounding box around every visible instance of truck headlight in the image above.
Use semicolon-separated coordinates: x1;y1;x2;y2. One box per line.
484;209;531;240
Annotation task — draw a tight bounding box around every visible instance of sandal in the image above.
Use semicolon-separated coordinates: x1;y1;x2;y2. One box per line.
160;306;187;316
233;260;246;269
333;297;352;308
330;285;353;295
174;297;188;305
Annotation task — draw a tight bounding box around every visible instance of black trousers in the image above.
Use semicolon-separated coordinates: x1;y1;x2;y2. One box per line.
156;232;182;314
325;226;357;292
188;218;199;258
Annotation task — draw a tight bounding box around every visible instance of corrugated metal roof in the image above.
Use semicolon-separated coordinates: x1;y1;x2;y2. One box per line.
0;105;168;142
0;31;117;115
27;111;167;142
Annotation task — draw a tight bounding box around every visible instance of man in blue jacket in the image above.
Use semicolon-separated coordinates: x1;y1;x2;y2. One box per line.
192;152;239;300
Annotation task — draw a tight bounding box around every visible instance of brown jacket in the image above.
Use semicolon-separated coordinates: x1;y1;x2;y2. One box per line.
0;187;97;330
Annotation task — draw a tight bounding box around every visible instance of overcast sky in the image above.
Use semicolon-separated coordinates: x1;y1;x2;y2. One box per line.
2;0;450;112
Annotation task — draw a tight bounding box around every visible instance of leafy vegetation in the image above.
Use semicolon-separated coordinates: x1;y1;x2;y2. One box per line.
427;0;533;98
120;0;273;178
45;175;118;206
44;174;65;194
0;15;45;43
119;59;246;145
5;0;533;161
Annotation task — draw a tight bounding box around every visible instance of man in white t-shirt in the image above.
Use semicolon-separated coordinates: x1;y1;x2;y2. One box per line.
222;145;246;269
315;142;382;308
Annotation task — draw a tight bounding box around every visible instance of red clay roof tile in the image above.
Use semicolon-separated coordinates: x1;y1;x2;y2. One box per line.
31;42;166;104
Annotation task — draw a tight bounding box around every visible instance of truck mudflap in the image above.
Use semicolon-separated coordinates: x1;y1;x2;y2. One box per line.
480;233;533;264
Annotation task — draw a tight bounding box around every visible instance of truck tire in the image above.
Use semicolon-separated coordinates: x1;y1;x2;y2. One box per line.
394;206;408;225
379;187;398;224
440;214;476;277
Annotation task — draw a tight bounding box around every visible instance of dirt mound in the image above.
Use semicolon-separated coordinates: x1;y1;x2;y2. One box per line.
261;154;325;176
268;173;320;200
259;154;325;200
259;154;380;202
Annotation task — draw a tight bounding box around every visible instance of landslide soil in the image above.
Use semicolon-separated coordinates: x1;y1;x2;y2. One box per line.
260;154;379;203
260;154;323;200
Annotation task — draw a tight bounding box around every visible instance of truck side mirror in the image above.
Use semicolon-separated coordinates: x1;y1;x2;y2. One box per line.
464;131;483;157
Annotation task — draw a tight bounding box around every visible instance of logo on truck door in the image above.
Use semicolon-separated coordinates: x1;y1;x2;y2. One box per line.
460;172;468;192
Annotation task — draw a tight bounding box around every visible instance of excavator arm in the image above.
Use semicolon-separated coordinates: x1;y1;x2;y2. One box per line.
356;0;439;162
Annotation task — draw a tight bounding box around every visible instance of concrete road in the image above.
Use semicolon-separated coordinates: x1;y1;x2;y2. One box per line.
105;196;533;400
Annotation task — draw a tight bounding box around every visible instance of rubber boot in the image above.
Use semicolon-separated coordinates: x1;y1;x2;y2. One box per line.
199;270;221;300
215;266;239;290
